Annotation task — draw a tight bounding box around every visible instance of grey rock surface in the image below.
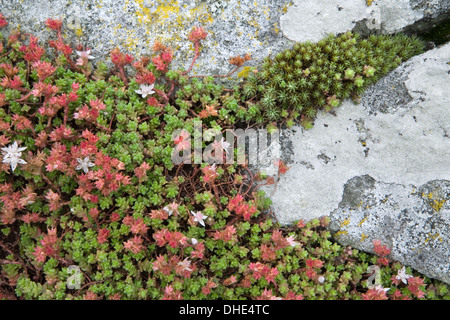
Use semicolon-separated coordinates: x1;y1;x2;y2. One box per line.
329;176;450;284
2;0;294;77
280;0;450;43
258;41;450;283
261;42;450;226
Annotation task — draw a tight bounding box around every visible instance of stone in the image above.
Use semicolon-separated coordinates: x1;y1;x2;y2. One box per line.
328;176;450;284
1;0;294;77
280;0;450;43
259;41;450;283
260;42;450;225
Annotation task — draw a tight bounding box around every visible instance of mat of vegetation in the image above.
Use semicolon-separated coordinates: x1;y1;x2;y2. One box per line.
1;13;449;300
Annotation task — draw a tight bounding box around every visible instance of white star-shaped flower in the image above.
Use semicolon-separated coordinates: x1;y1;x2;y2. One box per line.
76;49;95;60
1;141;27;172
211;138;231;156
76;156;95;173
135;83;155;98
286;235;300;247
177;258;193;272
190;210;208;227
220;138;231;155
163;206;173;216
395;266;413;284
163;202;179;216
374;284;390;294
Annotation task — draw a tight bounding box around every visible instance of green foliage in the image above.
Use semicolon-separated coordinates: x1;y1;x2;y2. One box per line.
0;17;442;301
243;32;425;128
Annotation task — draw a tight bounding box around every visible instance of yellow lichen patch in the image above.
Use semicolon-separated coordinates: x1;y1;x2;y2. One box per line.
360;233;368;241
75;27;83;37
424;232;440;244
422;192;447;212
422;192;433;199
432;198;446;212
340;218;350;228
334;230;348;237
112;0;215;56
366;0;374;6
282;2;293;14
357;217;367;226
273;22;279;34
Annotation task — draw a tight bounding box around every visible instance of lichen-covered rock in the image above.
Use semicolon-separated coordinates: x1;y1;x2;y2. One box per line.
1;0;294;77
328;176;450;284
280;0;450;43
260;42;450;225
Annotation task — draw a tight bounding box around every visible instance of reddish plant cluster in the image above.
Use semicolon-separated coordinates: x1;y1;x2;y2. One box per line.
162;285;184;300
19;35;45;63
151;41;173;72
373;240;391;266
73;98;106;125
0;13;8;28
227;194;258;221
228;53;252;67
361;285;390;300
213;225;237;242
153;255;196;279
202;164;218;184
40;129;131;203
183;26;208;75
38;83;80;125
110;47;134;84
123;216;149;235
153;228;189;248
32;227;60;263
134;161;151;182
304;258;324;280
0;184;37;224
248;262;279;285
123;235;145;254
173;129;190;152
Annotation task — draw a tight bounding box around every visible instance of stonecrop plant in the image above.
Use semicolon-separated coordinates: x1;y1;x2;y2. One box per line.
1;13;449;300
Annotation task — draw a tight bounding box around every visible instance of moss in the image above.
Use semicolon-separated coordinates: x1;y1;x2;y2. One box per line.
241;31;425;129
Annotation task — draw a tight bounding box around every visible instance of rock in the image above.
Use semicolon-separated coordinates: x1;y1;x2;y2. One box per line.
259;41;449;283
1;0;293;77
280;0;450;43
329;176;450;284
260;42;450;226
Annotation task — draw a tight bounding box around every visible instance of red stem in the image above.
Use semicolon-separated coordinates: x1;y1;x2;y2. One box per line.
183;42;201;76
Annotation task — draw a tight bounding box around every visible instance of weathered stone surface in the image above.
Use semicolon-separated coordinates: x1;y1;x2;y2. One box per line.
329;176;450;284
257;39;450;283
280;0;450;43
260;42;450;225
2;0;294;76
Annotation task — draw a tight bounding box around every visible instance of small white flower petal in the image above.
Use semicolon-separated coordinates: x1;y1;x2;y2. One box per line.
1;141;28;173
